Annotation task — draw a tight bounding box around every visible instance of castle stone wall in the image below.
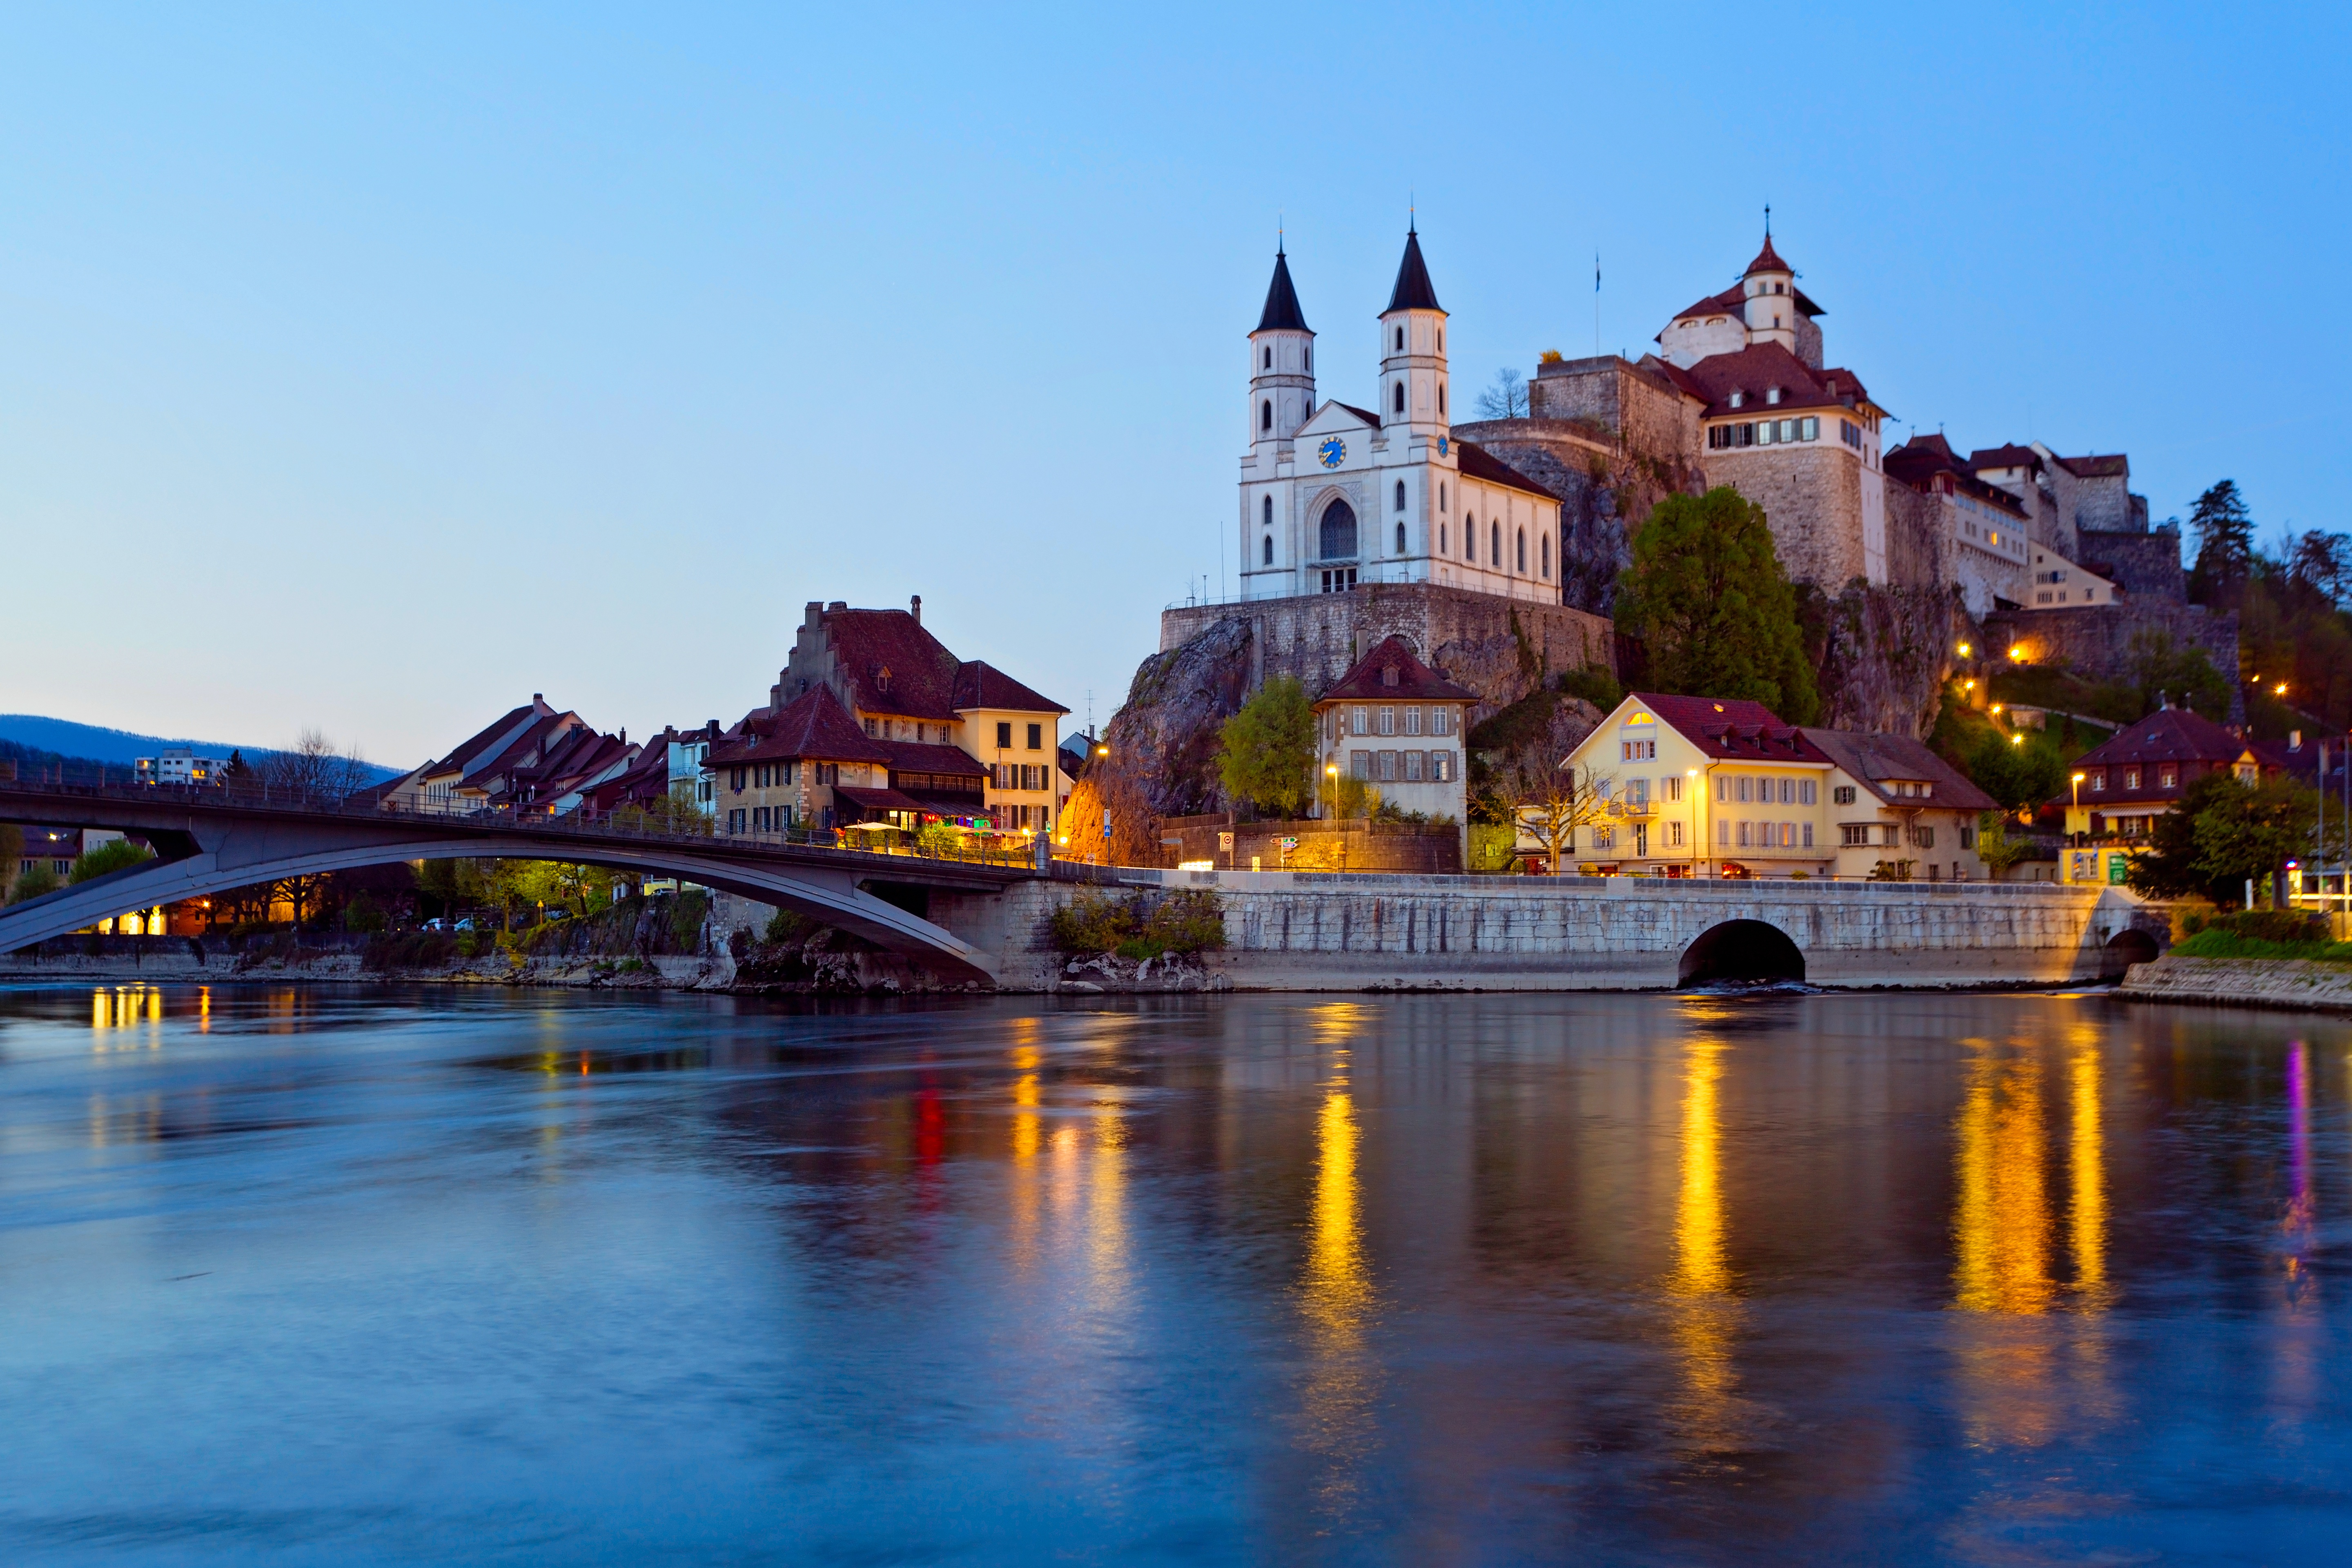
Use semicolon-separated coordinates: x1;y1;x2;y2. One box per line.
1986;601;2243;722
2078;526;2187;602
1700;445;1868;588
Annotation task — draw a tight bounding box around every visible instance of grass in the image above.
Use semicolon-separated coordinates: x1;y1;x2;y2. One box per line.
2169;929;2352;964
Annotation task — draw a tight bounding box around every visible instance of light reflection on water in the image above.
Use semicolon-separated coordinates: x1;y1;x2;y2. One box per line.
0;984;2349;1563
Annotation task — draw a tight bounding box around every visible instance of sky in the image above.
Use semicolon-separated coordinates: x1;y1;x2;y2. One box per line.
5;3;2348;766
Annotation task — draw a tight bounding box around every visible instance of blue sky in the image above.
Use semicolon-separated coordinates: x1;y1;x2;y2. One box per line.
5;4;2345;764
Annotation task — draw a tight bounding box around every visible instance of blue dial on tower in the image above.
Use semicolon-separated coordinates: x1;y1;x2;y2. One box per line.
1318;438;1345;469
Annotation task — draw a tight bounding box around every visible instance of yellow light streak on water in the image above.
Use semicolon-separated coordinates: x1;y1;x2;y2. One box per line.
1296;1007;1377;1525
1665;1037;1739;1443
2068;1038;2110;1309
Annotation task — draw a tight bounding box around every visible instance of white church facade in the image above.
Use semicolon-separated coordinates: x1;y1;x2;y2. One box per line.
1235;231;1564;607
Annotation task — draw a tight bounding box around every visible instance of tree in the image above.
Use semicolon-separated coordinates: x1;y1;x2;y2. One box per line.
1964;729;2069;815
1217;676;1316;817
1973;811;2033;879
71;838;156;883
2127;628;2230;719
1510;759;1617;877
2187;479;2254;605
2286;530;2352;609
1474;368;1528;420
1614;487;1820;724
265;727;372;801
613;788;715;838
2126;771;2312;907
9;860;58;904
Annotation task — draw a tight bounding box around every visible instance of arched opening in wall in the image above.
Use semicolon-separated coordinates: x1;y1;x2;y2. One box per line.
1394;381;1406;414
1319;499;1358;562
1396;521;1407;553
1395;480;1406;512
1261;399;1273;432
1678;920;1806;987
2098;929;2159;981
1262;534;1273;566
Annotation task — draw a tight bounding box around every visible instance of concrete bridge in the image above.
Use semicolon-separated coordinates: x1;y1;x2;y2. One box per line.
0;783;1029;983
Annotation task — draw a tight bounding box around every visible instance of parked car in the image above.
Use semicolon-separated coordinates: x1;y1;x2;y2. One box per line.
546;908;571;922
423;917;447;931
454;917;475;931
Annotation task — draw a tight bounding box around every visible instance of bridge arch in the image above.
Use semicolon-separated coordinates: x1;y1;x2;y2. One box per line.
2098;927;2159;981
1678;918;1806;987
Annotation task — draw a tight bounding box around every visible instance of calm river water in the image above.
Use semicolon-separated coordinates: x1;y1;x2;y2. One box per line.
1;983;2347;1564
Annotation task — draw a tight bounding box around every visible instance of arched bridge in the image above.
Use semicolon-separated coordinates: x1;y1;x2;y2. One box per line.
0;783;1031;983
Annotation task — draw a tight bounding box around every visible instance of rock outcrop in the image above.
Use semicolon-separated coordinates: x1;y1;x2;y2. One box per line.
1812;581;1967;739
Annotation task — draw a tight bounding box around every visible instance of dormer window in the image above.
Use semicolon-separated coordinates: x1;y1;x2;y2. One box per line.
1728;390;1744;409
1382;665;1399;688
1766;387;1781;405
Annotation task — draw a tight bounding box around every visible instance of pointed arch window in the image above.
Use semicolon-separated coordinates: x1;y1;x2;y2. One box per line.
1264;346;1273;369
1465;516;1476;559
1437;383;1445;415
1439;523;1447;554
1516;528;1526;572
1393;381;1405;415
1395;327;1405;352
1439;482;1447;512
1491;521;1501;565
1319;499;1358;562
1394;480;1406;512
1541;534;1551;579
1437;327;1443;352
1263;534;1274;566
1263;494;1273;527
1396;521;1407;553
1261;399;1273;432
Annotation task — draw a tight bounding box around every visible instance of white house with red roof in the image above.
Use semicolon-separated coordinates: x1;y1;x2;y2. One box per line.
1310;636;1477;847
1236;229;1566;606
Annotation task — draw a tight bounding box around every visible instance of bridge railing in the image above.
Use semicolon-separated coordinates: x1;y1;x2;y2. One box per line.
0;766;1042;873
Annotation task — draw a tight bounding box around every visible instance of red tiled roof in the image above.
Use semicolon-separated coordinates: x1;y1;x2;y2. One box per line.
1884;437;2030;517
1626;693;1834;763
709;686;888;767
820;608;964;719
1967;444;2040;473
1680;343;1871;421
1317;636;1480;703
951;660;1068;715
878;739;985;779
1668;284;1745;325
1454;439;1560;501
2049;708;2251;811
1744;234;1789;276
2056;453;2129;479
1800;728;1999;813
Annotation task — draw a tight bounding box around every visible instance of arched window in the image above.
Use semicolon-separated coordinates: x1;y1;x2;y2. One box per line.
1305;347;1311;372
1396;521;1407;553
1437;382;1445;415
1263;495;1273;527
1263;534;1274;566
1541;534;1551;578
1517;528;1526;572
1393;381;1405;414
1439;523;1447;554
1491;521;1501;565
1319;499;1358;561
1437;328;1443;352
1394;480;1406;512
1263;346;1273;369
1395;327;1405;352
1261;399;1273;432
1439;482;1447;512
1465;517;1476;558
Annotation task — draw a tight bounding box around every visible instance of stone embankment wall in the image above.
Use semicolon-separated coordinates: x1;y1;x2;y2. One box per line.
2119;954;2352;1012
936;872;2167;993
1986;601;2243;722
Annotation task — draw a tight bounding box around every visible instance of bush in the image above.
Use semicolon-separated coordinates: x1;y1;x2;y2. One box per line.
363;931;457;970
669;890;709;951
1468;824;1517;873
8;862;60;904
1049;889;1225;958
71;839;156;883
2185;908;2325;944
454;930;487;960
765;908;815;945
345;895;388;934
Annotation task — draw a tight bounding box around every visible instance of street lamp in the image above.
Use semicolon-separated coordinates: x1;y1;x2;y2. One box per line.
1957;641;1972;658
1325;762;1339;821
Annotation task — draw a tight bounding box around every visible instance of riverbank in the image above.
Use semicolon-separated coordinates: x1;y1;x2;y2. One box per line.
2120;953;2352;1013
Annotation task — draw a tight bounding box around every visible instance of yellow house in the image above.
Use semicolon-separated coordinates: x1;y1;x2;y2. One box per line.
1550;693;1999;880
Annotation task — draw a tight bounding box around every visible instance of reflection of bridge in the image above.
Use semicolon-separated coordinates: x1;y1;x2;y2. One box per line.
0;783;1031;982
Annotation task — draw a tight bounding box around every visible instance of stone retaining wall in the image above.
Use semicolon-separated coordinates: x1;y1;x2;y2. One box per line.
2118;954;2352;1012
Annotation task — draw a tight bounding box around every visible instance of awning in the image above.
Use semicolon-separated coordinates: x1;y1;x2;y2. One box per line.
834;785;924;813
901;791;987;814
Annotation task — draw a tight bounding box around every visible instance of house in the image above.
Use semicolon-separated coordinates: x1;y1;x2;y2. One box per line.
1800;727;2001;882
1311;637;1474;842
134;748;229;787
768;597;1068;835
2052;705;2305;841
376;695;635;817
1552;693;1998;879
705;685;898;837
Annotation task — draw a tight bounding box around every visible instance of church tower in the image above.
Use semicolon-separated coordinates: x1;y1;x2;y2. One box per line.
1247;245;1315;454
1378;225;1448;442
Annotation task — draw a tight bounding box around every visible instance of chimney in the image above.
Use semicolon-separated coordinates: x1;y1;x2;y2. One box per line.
619;728;626;745
706;720;720;742
911;594;922;625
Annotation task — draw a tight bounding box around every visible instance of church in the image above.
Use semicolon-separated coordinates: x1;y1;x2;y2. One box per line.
1235;230;1564;607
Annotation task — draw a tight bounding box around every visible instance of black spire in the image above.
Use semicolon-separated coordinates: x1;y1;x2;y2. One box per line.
1255;245;1310;333
1384;226;1442;314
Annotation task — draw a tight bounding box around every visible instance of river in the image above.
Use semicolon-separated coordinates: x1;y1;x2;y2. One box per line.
0;983;2345;1563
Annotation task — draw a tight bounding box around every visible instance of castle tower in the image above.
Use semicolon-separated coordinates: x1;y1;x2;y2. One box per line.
1740;232;1800;358
1378;225;1448;441
1247;245;1315;453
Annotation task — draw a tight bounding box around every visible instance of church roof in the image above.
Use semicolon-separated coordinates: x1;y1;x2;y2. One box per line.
1332;401;1384;428
1254;248;1311;334
1383;228;1443;314
1454;439;1561;502
1744;233;1791;276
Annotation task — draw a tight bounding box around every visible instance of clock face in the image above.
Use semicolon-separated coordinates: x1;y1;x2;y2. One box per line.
1438;435;1449;456
1318;438;1346;469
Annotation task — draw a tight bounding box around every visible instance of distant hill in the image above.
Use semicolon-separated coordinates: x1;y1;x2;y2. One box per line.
0;715;402;784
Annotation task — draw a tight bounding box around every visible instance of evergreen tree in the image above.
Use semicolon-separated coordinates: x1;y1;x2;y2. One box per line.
2187;479;2254;604
1614;487;1820;723
1216;676;1316;817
